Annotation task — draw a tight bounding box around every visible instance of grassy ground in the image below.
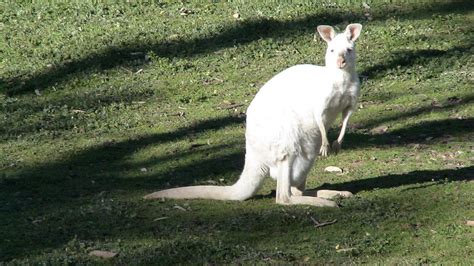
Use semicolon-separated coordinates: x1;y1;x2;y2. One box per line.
1;0;473;264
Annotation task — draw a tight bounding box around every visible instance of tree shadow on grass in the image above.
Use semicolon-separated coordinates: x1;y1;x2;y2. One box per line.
1;1;474;262
3;166;472;263
0;115;246;261
2;0;472;96
360;45;473;80
2;43;472;141
2;114;245;190
314;166;473;194
356;94;474;132
1;1;472;142
1;113;473;261
1;13;351;96
4;112;470;207
342;117;473;150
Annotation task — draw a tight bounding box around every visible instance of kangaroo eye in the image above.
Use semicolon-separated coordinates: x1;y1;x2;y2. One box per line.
330;49;334;53
347;48;353;53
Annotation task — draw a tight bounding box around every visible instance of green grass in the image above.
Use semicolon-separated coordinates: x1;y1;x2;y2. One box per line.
1;0;473;264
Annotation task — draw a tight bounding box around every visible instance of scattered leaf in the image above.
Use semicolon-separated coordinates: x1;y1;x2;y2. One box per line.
173;205;187;211
203;77;223;85
179;7;193;16
447;96;462;104
431;100;443;108
370;125;389;134
364;12;373;21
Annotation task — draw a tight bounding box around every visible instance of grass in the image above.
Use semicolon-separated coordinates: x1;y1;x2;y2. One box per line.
1;0;473;264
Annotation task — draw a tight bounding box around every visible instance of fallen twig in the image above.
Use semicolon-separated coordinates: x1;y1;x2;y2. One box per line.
153;217;169;222
190;143;206;149
336;247;357;253
120;66;133;73
173;205;187;211
310;216;337;228
218;103;244;110
169;111;186;117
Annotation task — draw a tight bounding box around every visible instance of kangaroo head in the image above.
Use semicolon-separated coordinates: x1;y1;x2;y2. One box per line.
317;24;362;70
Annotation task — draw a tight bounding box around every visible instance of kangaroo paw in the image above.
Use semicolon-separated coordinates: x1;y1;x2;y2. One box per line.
319;143;330;157
317;190;353;199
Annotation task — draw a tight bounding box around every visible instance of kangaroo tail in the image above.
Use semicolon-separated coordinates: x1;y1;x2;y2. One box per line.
144;160;267;201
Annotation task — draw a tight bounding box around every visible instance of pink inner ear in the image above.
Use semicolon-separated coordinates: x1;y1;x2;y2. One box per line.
347;25;361;41
323;29;333;40
318;26;334;42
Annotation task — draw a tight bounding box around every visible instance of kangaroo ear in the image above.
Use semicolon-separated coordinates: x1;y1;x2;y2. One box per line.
317;25;335;43
345;23;362;42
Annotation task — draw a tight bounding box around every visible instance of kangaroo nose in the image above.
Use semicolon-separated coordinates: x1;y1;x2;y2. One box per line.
337;57;346;68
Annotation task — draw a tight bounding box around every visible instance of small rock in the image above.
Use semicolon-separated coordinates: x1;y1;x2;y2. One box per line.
412;144;420;149
89;250;118;259
233;12;240;19
324;166;343;173
140;168;148;172
466;221;474;226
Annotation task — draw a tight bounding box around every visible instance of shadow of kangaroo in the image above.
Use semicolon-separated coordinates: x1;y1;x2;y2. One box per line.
145;24;363;207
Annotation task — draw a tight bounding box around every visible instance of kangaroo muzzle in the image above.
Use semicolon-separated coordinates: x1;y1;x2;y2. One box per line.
337;56;346;68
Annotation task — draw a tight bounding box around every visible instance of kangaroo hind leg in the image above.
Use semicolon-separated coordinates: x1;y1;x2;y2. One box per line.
275;156;337;207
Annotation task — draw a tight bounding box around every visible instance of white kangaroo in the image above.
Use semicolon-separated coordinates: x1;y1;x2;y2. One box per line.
145;24;363;207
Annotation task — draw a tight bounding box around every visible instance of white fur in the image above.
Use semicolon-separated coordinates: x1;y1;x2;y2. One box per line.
145;24;363;207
